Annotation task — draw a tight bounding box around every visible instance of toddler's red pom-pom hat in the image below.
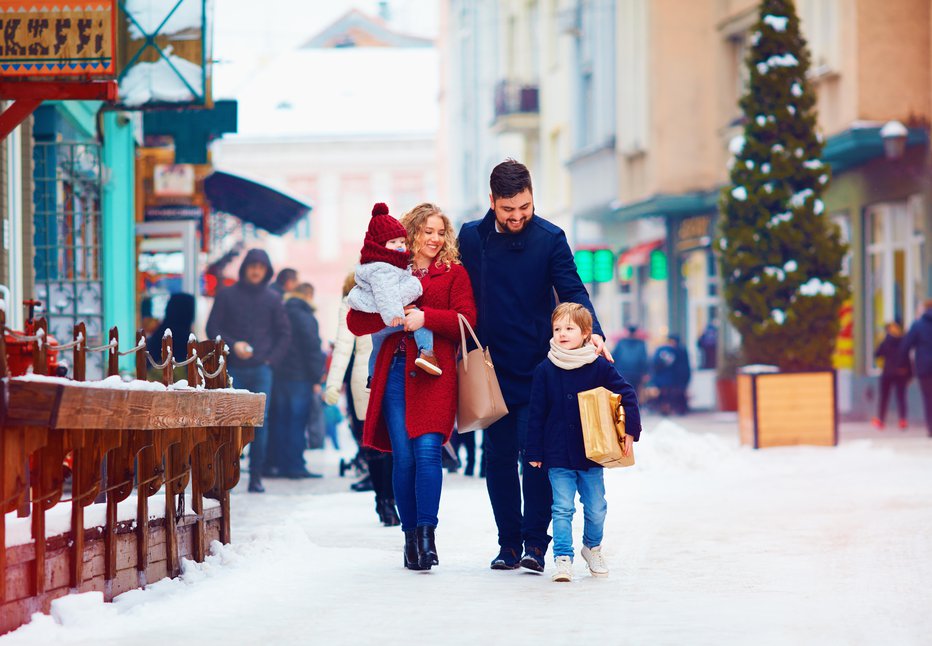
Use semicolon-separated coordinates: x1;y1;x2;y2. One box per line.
366;202;407;246
359;202;409;269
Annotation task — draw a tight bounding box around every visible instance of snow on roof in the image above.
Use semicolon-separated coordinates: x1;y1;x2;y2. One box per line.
224;47;438;138
125;0;204;39
119;47;204;107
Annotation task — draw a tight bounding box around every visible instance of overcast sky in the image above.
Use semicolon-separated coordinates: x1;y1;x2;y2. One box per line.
212;0;439;98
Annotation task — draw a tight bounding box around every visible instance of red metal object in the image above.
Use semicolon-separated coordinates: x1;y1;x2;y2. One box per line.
0;80;119;141
4;301;61;377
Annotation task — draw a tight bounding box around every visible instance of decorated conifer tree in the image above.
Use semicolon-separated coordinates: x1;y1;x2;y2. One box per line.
718;0;849;372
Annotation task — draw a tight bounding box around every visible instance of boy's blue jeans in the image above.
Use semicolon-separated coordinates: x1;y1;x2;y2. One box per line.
368;321;434;376
383;356;443;531
548;467;607;559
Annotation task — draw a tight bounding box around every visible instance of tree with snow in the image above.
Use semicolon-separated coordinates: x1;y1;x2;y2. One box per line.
717;0;849;372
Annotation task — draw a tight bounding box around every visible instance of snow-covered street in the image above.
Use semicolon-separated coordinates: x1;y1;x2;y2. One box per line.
3;415;931;645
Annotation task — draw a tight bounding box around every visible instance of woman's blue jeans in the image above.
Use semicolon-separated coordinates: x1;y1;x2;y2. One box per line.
548;467;607;559
382;356;443;531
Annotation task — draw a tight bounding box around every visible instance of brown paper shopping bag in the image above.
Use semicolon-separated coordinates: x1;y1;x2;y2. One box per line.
578;386;634;468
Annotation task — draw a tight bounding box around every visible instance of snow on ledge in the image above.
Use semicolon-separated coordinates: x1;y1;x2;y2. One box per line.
739;364;780;374
5;495;220;548
8;374;251;394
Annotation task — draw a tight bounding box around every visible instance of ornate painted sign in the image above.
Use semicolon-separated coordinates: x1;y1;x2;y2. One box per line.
0;1;116;77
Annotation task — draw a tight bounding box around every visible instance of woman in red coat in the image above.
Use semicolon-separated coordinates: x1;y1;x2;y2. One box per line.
348;203;477;571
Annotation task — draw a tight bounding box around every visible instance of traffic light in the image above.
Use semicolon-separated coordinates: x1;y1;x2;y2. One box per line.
649;249;668;280
592;249;614;283
574;249;594;283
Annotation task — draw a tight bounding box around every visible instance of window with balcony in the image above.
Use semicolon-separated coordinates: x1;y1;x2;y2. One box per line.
618;0;648;154
799;0;840;76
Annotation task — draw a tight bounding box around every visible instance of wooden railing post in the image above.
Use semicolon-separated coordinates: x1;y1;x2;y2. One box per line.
33;318;47;376
72;323;86;382
0;308;8;378
135;330;147;381
69;323;87;591
108;327;119;378
188;336;207;562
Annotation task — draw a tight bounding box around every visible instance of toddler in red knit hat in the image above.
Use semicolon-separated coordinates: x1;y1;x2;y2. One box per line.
346;203;441;376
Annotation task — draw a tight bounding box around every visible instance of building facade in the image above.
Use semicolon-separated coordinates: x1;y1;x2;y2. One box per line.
443;0;932;416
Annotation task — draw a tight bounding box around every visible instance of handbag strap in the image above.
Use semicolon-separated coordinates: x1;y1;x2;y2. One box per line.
458;313;483;373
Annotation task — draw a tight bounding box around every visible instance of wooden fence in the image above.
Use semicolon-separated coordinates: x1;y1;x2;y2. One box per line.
0;312;265;634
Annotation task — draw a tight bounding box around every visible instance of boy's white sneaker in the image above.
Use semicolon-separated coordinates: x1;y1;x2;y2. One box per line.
551;556;573;582
581;545;609;577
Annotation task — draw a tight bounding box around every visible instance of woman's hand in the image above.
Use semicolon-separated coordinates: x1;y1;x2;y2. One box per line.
404;308;425;332
529;461;542;468
621;435;634;456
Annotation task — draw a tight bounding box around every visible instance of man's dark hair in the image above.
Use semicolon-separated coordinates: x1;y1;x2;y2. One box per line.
490;159;533;199
275;268;298;287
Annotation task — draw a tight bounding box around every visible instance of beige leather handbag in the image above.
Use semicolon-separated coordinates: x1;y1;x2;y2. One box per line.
456;314;508;433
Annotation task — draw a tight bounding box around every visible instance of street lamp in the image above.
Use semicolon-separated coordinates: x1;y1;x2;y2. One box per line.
880;120;908;160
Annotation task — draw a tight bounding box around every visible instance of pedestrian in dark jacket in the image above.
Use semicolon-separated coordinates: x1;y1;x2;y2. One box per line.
872;321;912;430
613;325;648;396
206;248;291;493
651;335;690;415
526;303;641;582
268;283;325;478
900;299;932;436
146;292;195;382
458;159;609;573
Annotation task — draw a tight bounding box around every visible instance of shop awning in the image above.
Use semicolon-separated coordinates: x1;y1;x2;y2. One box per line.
204;171;312;236
618;239;664;266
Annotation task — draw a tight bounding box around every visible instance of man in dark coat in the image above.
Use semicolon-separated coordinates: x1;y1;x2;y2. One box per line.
458;159;609;572
206;248;291;493
900;298;932;436
269;283;326;478
613;325;649;396
651;334;691;415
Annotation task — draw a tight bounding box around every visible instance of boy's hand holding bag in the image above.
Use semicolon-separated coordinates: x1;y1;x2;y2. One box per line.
578;386;635;468
456;314;508;433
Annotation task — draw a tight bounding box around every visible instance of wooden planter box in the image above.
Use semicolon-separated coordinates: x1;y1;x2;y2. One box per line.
737;370;837;448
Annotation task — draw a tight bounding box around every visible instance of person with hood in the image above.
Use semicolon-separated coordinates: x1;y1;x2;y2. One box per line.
269;282;326;478
900;298;932;436
458;159;608;573
206;248;292;493
872;321;913;430
146;292;195;382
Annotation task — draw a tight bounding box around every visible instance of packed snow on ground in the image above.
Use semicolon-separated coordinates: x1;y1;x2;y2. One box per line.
3;416;931;645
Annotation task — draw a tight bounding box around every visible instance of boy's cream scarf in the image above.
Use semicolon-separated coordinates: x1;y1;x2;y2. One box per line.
547;339;598;370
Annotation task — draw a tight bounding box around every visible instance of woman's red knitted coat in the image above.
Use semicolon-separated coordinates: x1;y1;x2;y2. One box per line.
347;262;476;451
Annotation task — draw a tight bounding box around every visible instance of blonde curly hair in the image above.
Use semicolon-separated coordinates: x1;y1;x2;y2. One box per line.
400;203;461;268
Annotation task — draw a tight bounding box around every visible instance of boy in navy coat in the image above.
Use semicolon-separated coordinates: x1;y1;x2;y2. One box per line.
527;303;641;582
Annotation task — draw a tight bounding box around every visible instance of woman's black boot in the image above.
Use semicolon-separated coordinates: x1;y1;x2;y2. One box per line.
403;530;422;570
416;525;438;569
378;498;401;527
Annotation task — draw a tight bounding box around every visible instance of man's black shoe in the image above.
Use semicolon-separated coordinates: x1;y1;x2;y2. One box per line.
247;479;265;493
490;547;521;570
520;546;545;573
